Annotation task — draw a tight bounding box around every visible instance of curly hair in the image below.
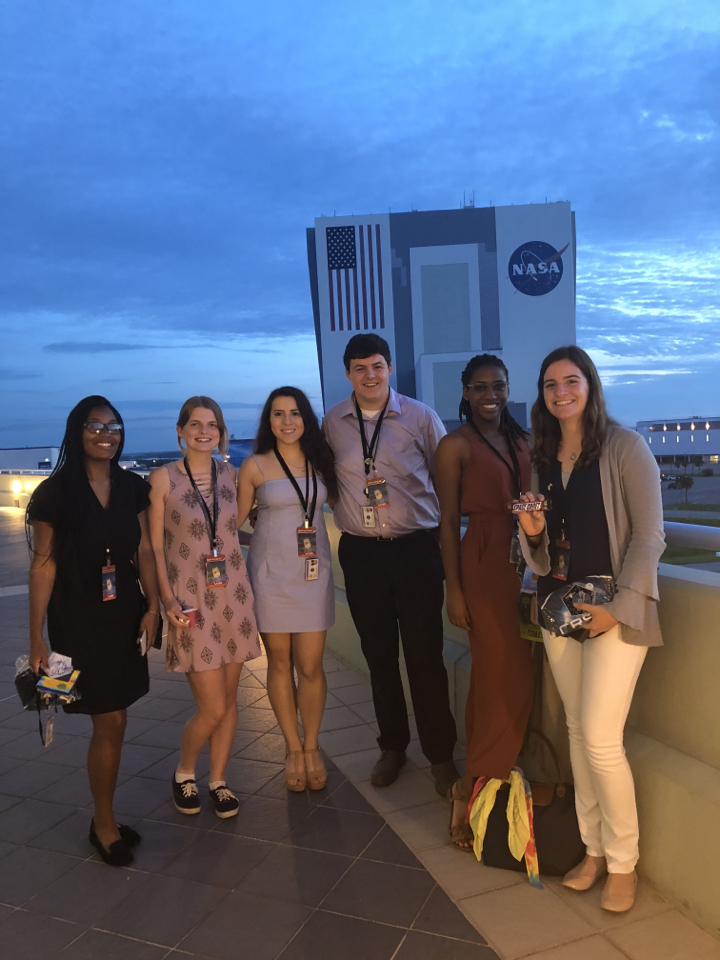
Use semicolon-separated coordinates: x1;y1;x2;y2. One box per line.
254;387;338;502
531;345;615;473
458;354;528;449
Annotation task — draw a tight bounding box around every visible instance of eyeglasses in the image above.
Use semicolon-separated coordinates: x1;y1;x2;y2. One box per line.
466;382;508;394
84;421;122;435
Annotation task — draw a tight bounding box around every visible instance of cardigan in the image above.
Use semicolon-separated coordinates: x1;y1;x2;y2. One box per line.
519;426;666;646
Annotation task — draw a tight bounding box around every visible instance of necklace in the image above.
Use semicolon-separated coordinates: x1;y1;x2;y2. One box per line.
569;452;577;461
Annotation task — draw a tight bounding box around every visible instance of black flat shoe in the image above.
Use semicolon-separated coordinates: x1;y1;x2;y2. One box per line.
89;821;134;867
118;824;141;847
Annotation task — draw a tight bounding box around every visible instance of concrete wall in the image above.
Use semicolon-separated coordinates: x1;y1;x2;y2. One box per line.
321;509;720;940
0;472;48;508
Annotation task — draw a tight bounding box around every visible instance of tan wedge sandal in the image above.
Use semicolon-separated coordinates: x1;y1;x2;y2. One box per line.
285;750;307;792
304;748;328;791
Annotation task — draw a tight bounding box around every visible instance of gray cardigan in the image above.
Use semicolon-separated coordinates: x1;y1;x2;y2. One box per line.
519;426;666;646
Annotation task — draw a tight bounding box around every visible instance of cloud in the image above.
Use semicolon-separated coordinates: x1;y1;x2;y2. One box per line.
0;369;41;379
0;0;718;445
43;341;153;353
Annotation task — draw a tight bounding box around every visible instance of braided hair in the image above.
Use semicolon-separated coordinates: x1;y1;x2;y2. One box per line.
459;354;528;450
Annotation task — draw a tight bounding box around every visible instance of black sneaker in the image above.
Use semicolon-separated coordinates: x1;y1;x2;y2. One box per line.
172;776;201;815
209;784;239;819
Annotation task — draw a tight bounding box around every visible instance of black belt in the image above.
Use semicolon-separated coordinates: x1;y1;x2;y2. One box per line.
343;527;438;543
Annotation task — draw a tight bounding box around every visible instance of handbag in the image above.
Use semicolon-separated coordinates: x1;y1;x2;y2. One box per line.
481;730;585;877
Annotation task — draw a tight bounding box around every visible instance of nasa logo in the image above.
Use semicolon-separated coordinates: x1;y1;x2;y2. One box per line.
508;240;569;296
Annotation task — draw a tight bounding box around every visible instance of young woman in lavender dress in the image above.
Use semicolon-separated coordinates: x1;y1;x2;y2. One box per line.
237;387;337;792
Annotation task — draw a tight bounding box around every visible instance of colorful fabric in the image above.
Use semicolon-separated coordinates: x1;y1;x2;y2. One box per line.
468;767;543;889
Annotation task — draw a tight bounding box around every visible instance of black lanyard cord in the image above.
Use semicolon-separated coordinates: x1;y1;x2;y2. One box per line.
467;418;521;497
354;394;390;477
184;457;219;552
274;448;318;527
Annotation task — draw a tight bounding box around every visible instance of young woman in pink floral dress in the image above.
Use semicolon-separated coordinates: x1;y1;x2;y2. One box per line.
149;397;261;819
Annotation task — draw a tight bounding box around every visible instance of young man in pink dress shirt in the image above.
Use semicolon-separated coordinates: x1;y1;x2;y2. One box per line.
323;333;458;792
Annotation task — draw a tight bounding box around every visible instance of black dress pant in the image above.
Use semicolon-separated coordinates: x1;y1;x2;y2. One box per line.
338;530;457;764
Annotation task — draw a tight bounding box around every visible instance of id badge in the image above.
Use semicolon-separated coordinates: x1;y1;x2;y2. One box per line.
551;539;571;581
305;558;319;581
362;505;376;528
102;564;117;601
297;527;317;558
205;554;228;587
366;477;389;508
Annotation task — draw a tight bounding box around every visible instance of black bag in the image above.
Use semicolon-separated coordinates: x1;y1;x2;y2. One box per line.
481;732;585;877
14;667;41;710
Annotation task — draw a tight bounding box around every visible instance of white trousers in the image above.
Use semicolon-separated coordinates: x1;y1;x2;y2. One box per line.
542;625;647;873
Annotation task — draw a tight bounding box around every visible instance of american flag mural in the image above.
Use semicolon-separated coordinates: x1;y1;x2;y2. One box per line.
326;224;386;332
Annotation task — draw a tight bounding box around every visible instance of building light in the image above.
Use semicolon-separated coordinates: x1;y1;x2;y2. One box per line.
691;422;695;430
663;424;667;431
676;436;679;442
691;436;694;442
677;424;681;430
648;437;652;444
11;481;21;494
662;436;665;443
706;423;710;430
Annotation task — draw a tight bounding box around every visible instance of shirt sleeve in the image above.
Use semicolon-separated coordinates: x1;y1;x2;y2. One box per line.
129;472;151;514
604;433;665;631
26;477;57;525
422;408;448;481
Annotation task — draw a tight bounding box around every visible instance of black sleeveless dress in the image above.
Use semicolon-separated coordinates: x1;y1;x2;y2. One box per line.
28;470;151;714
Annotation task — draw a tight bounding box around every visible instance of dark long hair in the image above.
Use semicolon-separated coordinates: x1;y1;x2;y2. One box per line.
531;346;615;472
459;355;528;450
26;395;127;567
254;387;338;502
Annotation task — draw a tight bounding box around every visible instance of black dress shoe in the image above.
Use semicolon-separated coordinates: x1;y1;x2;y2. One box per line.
118;824;141;847
370;750;407;786
431;760;460;798
89;821;134;867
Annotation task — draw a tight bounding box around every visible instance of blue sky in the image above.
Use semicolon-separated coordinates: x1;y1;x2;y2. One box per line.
1;0;718;451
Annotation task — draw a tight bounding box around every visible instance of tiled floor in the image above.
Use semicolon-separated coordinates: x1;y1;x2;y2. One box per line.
2;575;720;958
0;592;496;960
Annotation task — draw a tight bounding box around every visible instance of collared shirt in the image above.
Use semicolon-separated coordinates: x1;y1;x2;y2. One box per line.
322;388;446;537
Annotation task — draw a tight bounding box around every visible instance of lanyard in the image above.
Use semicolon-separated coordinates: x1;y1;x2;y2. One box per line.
467;419;521;498
184;457;219;554
354;394;390;477
552;458;574;541
274;448;318;527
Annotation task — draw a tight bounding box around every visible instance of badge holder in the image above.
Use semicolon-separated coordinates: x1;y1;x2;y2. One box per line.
205;551;228;588
362;505;376;528
305;558;319;581
552;539;571;581
102;549;116;601
366;476;389;508
297;526;317;558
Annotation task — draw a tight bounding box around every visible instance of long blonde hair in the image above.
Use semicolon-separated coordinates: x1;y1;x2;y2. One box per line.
176;396;229;456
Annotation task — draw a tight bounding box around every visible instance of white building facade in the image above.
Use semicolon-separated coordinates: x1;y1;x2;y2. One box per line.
307;202;576;426
637;417;720;465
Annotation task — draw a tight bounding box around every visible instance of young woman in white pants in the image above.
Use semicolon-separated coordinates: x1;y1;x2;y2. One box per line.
517;346;665;913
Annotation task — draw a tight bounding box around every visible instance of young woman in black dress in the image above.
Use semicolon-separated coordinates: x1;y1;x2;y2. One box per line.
27;396;160;866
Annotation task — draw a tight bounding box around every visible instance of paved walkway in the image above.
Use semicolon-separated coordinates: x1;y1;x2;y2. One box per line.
2;594;720;958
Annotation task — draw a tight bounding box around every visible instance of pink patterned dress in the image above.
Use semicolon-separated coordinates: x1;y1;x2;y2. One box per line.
162;459;261;672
